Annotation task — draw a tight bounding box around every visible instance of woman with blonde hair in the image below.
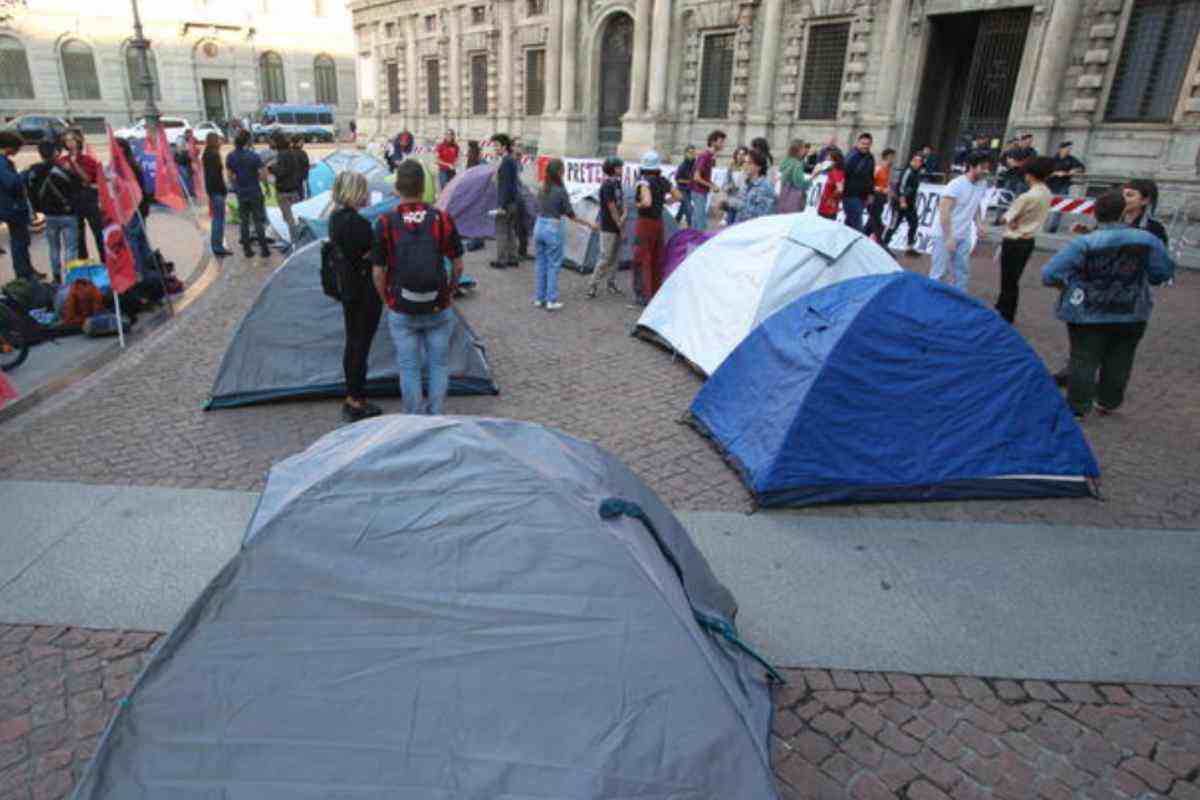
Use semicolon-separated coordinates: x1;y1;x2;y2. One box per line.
329;171;384;421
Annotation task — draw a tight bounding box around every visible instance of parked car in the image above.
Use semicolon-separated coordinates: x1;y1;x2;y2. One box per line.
114;116;192;145
2;115;68;144
192;120;227;143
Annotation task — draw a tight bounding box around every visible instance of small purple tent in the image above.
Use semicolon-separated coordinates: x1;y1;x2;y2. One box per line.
437;163;536;239
662;229;717;283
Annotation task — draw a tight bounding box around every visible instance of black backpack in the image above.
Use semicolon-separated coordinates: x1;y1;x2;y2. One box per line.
320;240;346;302
379;205;447;315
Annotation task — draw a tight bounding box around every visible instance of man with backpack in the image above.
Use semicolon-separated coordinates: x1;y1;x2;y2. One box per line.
0;131;40;281
25;140;82;283
371;160;464;416
269;133;307;247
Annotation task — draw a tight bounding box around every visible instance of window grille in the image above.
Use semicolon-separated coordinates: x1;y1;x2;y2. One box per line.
525;48;545;115
471;53;488;114
1106;0;1200;122
0;37;34;100
386;61;400;113
799;22;850;120
697;32;735;119
62;40;101;101
427;58;441;115
314;54;338;104
260;51;286;103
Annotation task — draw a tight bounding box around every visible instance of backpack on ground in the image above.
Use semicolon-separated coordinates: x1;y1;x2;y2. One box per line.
61;279;105;327
379;205;448;315
2;279;55;312
82;312;131;337
319;240;346;302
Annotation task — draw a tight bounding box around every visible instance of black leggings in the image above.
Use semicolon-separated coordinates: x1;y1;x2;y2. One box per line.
995;238;1036;323
341;270;383;399
76;189;105;263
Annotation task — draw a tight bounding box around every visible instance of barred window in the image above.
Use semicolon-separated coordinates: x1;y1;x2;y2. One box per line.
1106;0;1200;122
425;14;437;32
125;45;162;102
384;22;395;38
525;48;545;115
260;51;287;103
0;36;34;100
427;58;441;115
471;5;486;24
386;61;400;113
799;22;850;120
62;40;101;101
527;0;544;15
697;32;735;119
314;54;338;104
470;53;488;114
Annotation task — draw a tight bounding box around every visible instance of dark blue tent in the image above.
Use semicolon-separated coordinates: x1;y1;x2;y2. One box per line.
690;272;1100;507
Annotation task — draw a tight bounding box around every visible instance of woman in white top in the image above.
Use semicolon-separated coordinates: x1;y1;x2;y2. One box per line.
723;146;750;226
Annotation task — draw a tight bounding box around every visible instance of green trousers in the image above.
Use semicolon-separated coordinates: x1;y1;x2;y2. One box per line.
1066;322;1147;416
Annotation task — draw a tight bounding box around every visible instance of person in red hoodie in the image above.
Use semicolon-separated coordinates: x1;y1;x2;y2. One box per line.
435;130;460;192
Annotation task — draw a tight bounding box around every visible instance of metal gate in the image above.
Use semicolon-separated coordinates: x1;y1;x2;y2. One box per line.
958;9;1031;144
598;14;633;150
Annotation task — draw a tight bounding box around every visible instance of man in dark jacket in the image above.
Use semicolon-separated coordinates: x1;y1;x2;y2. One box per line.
268;133;306;247
0;131;40;280
1046;141;1085;233
25;140;82;283
491;133;519;269
883;151;924;256
842;132;876;233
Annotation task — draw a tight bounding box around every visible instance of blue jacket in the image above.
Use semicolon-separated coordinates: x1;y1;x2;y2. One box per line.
1041;223;1174;324
497;154;518;207
0;154;30;222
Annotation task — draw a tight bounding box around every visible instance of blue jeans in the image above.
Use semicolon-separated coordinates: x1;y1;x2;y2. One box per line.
3;217;32;279
438;169;455;191
386;307;453;415
44;214;79;281
692;192;710;231
209;193;227;253
676;188;693;226
929;239;973;292
842;196;866;232
533;217;563;303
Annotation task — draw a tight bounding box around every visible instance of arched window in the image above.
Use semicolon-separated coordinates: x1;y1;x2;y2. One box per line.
125;44;162;102
62;39;101;100
313;54;338;104
260;51;286;103
0;36;34;100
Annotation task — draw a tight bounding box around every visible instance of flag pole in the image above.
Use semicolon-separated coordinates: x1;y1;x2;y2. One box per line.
134;208;175;317
112;289;126;349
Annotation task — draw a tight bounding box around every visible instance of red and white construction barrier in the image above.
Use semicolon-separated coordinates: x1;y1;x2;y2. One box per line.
1049;196;1095;215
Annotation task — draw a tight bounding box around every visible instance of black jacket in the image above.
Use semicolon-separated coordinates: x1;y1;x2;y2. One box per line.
203;149;227;195
25;161;81;216
844;150;876;199
270;149;307;193
896;166;921;202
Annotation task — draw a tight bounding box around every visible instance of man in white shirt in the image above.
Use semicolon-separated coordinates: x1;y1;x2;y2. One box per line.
930;152;992;291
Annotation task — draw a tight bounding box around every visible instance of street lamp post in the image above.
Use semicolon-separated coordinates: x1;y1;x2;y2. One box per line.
129;0;159;127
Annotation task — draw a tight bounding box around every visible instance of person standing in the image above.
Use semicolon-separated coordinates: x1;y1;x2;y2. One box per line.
329;171;383;422
512;137;533;261
994;134;1035;223
842;133;875;233
918;144;940;179
690;130;725;232
371;160;464;415
722;146;750;227
588;156;625;299
883;152;923;256
532;158;596;310
202;133;232;257
0;131;39;281
777;140;811;214
1041;190;1174;418
929;152;991;291
490;133;520;269
632;151;680;304
268;133;306;248
225;129;270;258
1045;142;1085;234
60;129;104;263
868;147;894;240
435;130;459;192
816;150;845;221
674;145;696;226
994;156;1055;323
291;135;311;199
727;150;776;224
1123;180;1168;245
25;140;81;284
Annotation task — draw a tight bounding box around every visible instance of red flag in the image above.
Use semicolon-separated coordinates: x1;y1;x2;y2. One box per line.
187;138;207;208
95;160;138;294
153;126;187;211
0;371;17;409
106;125;141;225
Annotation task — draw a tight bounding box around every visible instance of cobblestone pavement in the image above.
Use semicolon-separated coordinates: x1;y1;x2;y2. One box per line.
2;625;1197;800
2;238;1197;528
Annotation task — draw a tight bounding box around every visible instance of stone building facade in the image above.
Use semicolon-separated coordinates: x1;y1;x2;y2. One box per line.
0;0;358;133
350;0;1200;199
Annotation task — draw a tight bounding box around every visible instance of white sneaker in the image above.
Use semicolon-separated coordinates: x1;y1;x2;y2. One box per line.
532;299;544;308
545;301;564;311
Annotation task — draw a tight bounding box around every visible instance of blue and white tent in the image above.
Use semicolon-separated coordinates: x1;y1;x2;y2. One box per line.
690;272;1100;507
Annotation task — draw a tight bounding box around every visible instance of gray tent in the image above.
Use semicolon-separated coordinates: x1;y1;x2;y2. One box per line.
73;417;781;799
206;240;497;409
563;184;680;273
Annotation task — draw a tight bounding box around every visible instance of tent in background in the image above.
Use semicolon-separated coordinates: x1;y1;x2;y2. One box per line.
690;272;1100;507
563;185;680;273
637;214;901;375
436;163;538;240
206;240;496;409
306;149;394;197
74;416;780;799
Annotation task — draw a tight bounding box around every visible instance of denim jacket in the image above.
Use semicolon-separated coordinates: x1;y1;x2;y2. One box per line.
0;154;30;222
1041;223;1174;324
734;176;777;223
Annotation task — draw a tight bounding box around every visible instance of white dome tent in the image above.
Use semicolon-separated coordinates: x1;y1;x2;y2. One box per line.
636;214;902;376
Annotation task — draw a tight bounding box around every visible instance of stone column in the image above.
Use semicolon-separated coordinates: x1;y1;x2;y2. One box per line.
867;0;907;128
545;0;563;114
405;15;419;127
1025;0;1084;123
447;5;462;118
646;0;672;115
628;0;652;116
499;0;514;124
751;0;783;119
561;0;579;113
